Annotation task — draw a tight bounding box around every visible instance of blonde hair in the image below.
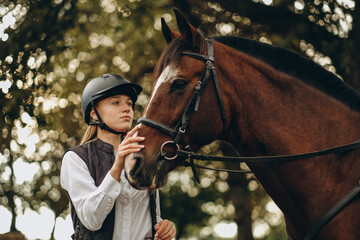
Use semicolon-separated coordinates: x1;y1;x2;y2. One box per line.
80;125;98;145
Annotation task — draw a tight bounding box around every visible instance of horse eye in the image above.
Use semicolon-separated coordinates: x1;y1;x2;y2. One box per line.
170;79;188;91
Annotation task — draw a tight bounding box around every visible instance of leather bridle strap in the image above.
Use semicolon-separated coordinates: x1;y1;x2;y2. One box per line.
181;39;227;134
287;179;360;240
177;138;360;163
138;39;226;153
137;118;177;138
182;161;253;174
302;179;360;240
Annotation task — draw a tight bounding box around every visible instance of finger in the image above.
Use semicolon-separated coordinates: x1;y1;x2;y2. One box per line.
120;136;145;146
117;144;145;156
164;227;176;240
127;136;145;143
113;146;143;169
159;228;174;240
121;148;143;157
156;220;169;236
124;125;140;139
118;141;145;149
157;222;173;239
165;222;176;239
155;223;160;231
158;228;175;240
170;227;176;239
118;138;145;151
118;142;144;152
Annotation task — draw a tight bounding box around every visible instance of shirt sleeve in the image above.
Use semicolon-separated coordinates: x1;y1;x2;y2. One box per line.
60;151;122;231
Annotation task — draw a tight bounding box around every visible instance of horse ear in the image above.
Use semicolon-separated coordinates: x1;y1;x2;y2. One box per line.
173;8;203;49
161;17;179;44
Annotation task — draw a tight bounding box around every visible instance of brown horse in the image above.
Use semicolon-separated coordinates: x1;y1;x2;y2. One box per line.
124;9;360;240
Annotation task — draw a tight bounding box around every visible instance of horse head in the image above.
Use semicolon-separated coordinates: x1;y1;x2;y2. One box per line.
124;9;230;189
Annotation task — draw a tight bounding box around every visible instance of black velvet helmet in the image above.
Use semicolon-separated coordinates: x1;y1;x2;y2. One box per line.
81;73;142;125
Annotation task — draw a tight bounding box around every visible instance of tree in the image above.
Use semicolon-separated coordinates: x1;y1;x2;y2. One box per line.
0;0;77;237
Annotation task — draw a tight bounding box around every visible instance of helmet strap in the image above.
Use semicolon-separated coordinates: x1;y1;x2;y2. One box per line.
90;102;126;135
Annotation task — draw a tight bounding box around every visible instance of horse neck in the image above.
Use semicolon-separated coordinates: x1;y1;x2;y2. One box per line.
223;52;360;156
217;49;360;235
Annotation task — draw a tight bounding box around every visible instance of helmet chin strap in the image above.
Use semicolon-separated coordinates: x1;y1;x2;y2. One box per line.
89;102;126;135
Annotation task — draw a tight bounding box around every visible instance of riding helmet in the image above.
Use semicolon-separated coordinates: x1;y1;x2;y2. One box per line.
81;73;142;125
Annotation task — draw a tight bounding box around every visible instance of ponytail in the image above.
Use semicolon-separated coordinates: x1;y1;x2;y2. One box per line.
80;125;97;145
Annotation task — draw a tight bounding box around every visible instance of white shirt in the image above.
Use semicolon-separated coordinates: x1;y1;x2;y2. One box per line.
60;151;162;240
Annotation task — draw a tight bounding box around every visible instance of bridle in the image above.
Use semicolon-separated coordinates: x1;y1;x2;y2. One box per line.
137;39;360;240
138;39;226;173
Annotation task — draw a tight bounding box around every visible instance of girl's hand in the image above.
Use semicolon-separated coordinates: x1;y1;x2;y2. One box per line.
110;125;144;181
154;219;176;240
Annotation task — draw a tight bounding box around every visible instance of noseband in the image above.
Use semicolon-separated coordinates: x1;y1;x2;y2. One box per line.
138;39;226;161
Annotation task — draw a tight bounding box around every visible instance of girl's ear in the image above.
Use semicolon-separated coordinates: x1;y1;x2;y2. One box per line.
90;108;98;121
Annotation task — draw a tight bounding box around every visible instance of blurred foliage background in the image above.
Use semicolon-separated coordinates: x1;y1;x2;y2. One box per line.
0;0;358;239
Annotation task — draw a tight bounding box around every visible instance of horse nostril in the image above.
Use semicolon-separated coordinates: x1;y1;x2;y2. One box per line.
130;154;142;177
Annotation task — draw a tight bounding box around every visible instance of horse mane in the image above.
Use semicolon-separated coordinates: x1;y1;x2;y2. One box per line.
213;36;360;112
154;35;360;112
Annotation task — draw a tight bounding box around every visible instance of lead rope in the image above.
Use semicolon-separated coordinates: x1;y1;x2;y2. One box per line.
149;190;157;239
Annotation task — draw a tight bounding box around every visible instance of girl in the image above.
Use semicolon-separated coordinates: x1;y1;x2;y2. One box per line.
61;73;176;240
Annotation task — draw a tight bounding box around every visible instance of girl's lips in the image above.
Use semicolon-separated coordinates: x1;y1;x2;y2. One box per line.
121;116;132;120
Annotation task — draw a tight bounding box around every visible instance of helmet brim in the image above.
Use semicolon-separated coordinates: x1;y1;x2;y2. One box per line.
92;84;141;104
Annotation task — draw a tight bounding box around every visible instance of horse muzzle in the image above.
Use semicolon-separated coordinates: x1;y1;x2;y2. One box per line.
124;152;169;189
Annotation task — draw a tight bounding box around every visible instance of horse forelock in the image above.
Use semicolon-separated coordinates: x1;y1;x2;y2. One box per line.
213;36;360;113
154;35;207;80
148;36;207;118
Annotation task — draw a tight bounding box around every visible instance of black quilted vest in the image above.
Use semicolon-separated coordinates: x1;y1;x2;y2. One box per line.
65;138;156;240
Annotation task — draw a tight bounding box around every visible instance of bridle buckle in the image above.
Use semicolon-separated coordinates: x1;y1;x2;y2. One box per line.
179;127;186;134
160;141;180;160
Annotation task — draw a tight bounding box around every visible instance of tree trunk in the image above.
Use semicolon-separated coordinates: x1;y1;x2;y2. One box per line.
226;171;254;240
222;144;254;240
8;154;17;232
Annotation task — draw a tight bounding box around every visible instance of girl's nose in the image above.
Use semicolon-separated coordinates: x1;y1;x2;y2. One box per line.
123;103;131;112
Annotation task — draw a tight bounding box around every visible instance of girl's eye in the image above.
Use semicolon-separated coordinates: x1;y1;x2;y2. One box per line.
170;79;188;92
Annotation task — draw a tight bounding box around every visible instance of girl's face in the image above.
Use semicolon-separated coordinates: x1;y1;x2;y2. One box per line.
91;94;134;133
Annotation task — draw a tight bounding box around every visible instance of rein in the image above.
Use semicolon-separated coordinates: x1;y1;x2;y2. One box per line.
180;138;360;240
138;39;360;240
178;138;360;164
